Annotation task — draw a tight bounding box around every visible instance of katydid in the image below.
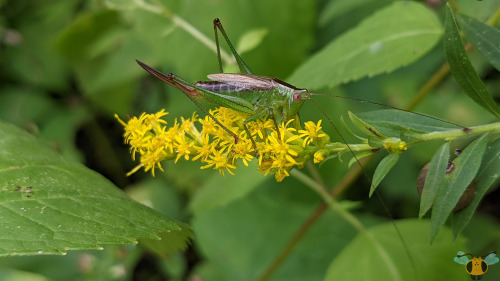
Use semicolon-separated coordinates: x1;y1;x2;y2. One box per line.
136;18;313;156
136;19;463;157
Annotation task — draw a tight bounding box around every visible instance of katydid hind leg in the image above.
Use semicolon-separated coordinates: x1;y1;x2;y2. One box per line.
136;59;239;143
213;18;254;75
214;19;224;73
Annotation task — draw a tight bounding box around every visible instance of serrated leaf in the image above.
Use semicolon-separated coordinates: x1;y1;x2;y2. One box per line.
419;142;450;218
444;4;500;119
456;13;500;72
451;138;500;238
288;1;442;89
430;133;489;243
0;121;191;256
370;153;400;197
324;219;467;281
348;111;388;139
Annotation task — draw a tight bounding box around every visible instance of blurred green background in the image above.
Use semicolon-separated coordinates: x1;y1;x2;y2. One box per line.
1;0;499;280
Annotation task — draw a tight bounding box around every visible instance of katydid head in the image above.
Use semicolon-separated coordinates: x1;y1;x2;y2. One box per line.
285;89;310;119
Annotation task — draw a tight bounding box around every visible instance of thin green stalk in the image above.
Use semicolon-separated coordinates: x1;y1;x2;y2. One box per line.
290;170;403;281
290;169;365;232
254;159;368;281
409;121;500;143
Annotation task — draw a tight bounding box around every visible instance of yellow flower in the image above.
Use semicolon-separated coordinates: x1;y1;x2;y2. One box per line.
140;148;166;177
201;148;236;176
231;133;254;166
248;117;274;140
117;107;329;182
314;151;325;164
299;120;327;147
383;138;408;154
192;134;218;162
174;134;195;163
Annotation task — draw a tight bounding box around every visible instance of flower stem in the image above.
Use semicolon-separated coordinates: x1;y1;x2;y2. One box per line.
409;121;500;143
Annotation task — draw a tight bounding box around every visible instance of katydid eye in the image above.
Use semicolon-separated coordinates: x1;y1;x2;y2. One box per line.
293;93;302;102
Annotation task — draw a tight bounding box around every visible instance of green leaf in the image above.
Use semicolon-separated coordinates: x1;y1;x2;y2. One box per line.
456;13;500;72
419;142;450;218
0;121;191;256
348;151;374;168
444;4;500;119
288;1;442;89
370;153;400;197
451;138;500;238
192;182;380;281
0;269;51;281
236;28;268;55
430;133;489;243
348;111;387;140
189;162;267;213
324;219;467;281
319;0;386;26
356;109;460;138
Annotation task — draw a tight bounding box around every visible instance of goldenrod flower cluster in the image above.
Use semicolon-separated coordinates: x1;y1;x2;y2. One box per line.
115;107;331;182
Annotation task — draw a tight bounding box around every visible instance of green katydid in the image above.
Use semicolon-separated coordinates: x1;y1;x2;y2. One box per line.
137;19;312;156
136;18;464;158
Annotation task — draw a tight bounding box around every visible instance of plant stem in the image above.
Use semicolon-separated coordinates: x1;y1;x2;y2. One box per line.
290;170;366;232
410;121;500;143
289;169;403;281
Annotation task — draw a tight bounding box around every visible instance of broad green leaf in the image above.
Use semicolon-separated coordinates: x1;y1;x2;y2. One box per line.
288;2;442;89
457;13;500;72
370;153;400;197
193;182;383;281
451;138;500;238
419;142;450;218
324;219;467;281
444;4;500;119
189;162;268;213
430;133;489;243
356;109;460;138
0;121;191;256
